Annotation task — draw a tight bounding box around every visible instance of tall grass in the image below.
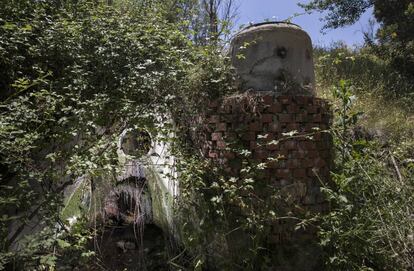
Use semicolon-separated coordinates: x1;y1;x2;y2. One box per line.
315;45;414;270
315;42;414;145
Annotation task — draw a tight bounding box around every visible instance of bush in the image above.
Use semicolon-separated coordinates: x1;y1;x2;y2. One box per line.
0;0;234;269
314;44;414;103
319;80;414;270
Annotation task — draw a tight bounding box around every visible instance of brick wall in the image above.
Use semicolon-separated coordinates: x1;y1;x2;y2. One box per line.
200;92;333;245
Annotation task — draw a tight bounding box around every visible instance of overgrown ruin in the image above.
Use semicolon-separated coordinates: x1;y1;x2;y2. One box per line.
10;22;333;271
94;22;332;270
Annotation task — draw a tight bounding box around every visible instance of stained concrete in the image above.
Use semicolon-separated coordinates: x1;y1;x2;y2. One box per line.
230;22;315;95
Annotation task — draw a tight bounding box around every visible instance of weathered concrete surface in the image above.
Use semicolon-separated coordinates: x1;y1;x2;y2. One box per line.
230;22;315;95
116;127;180;239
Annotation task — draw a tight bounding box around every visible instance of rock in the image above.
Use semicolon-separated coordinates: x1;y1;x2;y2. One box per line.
116;240;136;252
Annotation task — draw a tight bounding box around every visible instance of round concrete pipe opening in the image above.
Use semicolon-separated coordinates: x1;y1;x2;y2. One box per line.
120;129;152;157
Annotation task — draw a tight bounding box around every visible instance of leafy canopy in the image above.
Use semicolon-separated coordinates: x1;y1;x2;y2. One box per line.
300;0;414;83
0;0;233;268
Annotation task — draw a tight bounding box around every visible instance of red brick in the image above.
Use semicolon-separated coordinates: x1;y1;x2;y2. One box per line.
266;141;280;151
303;123;313;131
257;133;273;142
268;103;283;113
218;104;232;114
220;114;237;123
296;96;309;105
273;149;288;158
242;114;257;122
313;114;322;123
208;115;220;123
208;100;219;108
296;134;309;141
276;160;287;169
322;132;332;141
302;159;314;168
321;150;331;160
266;160;279;169
262;95;274;105
249;122;262;131
295;114;307;122
211;132;222;141
322;114;331;123
279;114;293;123
300;141;316;150
313;132;322;141
293;168;307;178
250;141;258;150
208;151;219;159
216;140;226;149
232;122;247;130
287;159;300;169
276;169;291;178
283;140;297;150
254;149;269;160
316;141;327;151
224;132;237;141
287;104;299;113
261;114;273;123
287;123;300;131
307;168;318;177
319;124;328;130
242;131;256;141
293;150;306;159
216;122;227;131
307;153;318;163
269;122;281;132
279;96;291;104
314;158;327;167
223;151;235;159
308;106;317;114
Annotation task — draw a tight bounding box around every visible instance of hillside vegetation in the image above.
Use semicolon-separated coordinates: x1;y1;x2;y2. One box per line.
313;43;414;270
0;0;413;270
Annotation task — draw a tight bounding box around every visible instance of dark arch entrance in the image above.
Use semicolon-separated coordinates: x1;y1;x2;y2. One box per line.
95;177;169;271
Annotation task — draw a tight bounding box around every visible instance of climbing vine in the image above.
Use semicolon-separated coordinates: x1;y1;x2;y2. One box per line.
0;0;234;269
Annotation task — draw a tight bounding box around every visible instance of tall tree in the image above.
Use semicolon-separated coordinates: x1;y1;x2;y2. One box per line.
111;0;238;45
300;0;414;82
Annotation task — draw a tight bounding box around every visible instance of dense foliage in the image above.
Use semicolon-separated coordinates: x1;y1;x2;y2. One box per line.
1;0;413;270
0;0;233;269
314;43;414;105
318;80;413;270
313;35;414;269
300;0;414;84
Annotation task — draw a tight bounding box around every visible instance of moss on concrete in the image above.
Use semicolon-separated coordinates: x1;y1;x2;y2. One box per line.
144;164;177;239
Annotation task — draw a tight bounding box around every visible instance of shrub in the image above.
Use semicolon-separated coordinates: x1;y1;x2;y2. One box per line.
319;80;414;270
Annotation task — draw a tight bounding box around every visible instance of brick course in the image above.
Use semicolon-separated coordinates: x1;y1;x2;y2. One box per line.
200;93;333;244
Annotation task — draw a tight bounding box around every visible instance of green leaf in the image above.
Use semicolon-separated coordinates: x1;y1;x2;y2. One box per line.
57;239;71;249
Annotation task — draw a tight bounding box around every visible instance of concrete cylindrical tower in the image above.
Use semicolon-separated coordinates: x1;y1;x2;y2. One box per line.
198;22;332;270
230;22;315;95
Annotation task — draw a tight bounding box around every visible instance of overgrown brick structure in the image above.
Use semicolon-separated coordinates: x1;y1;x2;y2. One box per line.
201;92;332;246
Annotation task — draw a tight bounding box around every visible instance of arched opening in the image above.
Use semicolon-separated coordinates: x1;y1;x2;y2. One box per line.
96;177;169;270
